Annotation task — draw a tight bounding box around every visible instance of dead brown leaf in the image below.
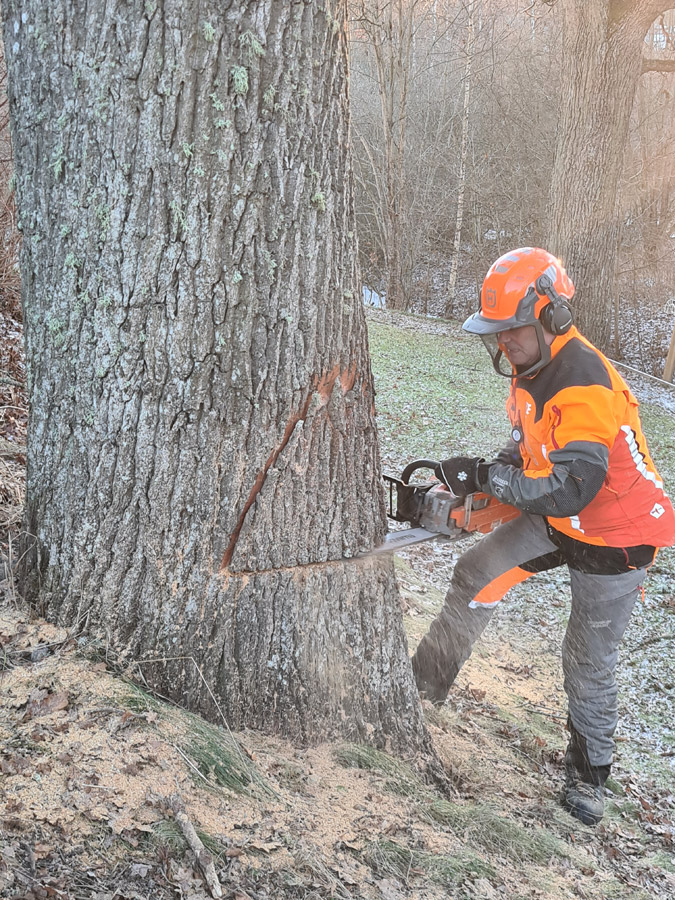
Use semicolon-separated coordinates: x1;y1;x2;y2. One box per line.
22;689;69;721
0;753;31;775
248;840;282;853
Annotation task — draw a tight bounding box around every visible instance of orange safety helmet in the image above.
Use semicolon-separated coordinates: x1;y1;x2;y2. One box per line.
463;247;575;377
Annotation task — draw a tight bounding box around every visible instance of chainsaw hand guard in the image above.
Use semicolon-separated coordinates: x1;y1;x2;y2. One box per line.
383;459;519;539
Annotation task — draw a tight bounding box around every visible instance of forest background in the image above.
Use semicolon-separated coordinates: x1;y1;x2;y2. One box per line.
349;0;675;376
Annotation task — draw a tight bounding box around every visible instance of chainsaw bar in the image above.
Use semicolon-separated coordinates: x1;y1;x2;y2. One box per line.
359;526;440;558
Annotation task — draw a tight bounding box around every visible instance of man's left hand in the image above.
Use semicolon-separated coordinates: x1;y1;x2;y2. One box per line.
435;456;488;496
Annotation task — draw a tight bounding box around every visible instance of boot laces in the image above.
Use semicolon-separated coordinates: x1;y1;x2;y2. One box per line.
571;779;601;799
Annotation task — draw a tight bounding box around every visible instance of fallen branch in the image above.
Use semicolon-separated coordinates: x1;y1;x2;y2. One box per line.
628;634;675;652
0;375;24;387
169;792;223;899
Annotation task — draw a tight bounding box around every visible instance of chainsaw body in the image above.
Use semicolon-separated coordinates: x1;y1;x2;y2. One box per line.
383;459;519;540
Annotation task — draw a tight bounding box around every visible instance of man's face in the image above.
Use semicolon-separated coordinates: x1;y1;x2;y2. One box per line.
497;325;542;367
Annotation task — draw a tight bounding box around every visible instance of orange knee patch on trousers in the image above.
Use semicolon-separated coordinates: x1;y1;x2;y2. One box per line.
469;567;534;607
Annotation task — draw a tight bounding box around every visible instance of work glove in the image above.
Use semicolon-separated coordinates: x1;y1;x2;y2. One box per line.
434;456;491;496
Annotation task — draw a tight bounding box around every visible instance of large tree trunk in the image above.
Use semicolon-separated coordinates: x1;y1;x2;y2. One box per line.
547;0;670;349
2;0;428;751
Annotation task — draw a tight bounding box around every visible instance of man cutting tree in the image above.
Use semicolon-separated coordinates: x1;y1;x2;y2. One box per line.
412;247;675;826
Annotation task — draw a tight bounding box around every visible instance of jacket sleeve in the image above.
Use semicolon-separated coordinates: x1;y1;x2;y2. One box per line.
485;444;608;516
483;387;616;517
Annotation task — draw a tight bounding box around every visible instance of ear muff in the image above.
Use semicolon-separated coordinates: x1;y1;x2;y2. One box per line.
539;300;573;335
535;273;573;335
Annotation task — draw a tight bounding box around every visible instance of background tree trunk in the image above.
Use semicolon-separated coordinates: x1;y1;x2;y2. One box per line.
547;0;672;349
2;0;428;751
445;0;474;319
351;0;416;311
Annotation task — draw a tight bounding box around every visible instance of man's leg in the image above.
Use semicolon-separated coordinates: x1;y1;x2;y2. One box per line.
411;513;562;703
562;566;646;825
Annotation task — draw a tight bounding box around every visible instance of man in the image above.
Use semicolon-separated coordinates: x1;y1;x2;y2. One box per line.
412;247;675;826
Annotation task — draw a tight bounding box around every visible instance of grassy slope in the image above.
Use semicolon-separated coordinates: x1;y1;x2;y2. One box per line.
368;312;675;482
368;317;510;465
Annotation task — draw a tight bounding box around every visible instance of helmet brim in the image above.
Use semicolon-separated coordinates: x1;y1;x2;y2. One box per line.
463;285;540;334
462;311;525;335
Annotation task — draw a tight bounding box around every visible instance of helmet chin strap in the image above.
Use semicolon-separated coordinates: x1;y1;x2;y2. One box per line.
483;322;552;379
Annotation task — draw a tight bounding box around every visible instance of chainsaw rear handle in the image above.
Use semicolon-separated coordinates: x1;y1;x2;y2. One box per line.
400;459;440;485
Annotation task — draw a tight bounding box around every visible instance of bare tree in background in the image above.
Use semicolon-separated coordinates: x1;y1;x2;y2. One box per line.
445;0;475;318
615;12;675;372
547;0;675;350
347;1;673;368
350;0;419;309
1;0;430;751
351;1;563;315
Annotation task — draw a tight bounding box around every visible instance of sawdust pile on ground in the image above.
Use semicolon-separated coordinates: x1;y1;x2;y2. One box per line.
2;594;675;900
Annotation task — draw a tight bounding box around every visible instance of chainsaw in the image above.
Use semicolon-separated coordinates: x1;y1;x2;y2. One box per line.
368;459;520;556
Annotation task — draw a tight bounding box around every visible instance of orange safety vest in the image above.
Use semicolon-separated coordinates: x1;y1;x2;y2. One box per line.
507;327;675;548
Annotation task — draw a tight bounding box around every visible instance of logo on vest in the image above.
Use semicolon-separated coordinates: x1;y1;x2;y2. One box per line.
650;503;665;519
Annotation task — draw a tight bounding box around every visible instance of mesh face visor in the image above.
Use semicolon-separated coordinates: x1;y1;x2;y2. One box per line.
480;328;552;379
480;333;513;377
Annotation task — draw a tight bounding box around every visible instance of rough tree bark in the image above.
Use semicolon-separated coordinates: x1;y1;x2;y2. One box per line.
547;0;675;349
2;0;429;751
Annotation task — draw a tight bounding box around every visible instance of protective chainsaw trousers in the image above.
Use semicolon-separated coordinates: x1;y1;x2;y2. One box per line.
411;513;646;766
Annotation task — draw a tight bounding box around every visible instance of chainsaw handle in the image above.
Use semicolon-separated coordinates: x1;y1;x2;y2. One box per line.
400;459;440;485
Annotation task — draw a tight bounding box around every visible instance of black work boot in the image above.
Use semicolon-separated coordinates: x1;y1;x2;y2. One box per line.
564;720;609;827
